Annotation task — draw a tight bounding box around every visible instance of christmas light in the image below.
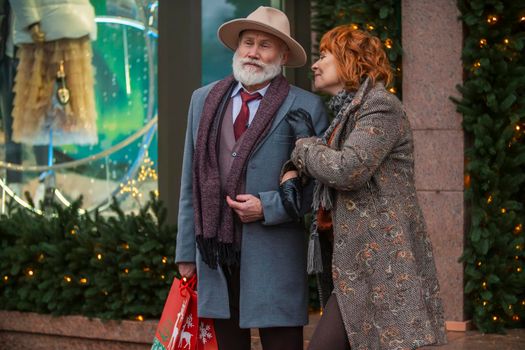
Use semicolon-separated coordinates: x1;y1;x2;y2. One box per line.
473;60;481;69
124;268;129;274
103;290;108;296
97;254;103;260
162;257;168;264
501;208;507;214
492;315;499;321
38;254;45;262
143;267;151;272
483;301;488;306
64;276;72;283
516;256;520;260
136;315;144;321
366;24;375;31
503;38;509;45
350;23;359;30
479;38;487;47
521;16;525;22
70;229;76;235
477;261;482;267
512;315;520;321
516;244;523;250
487;195;493;203
482;281;487;288
3;276;8;282
515;224;523;234
465;174;471;188
123;243;130;250
384;39;393;49
516;125;521;131
517;267;522;273
508;305;513;310
522;300;525;306
389;87;397;94
487;15;498;25
161;274;166;280
79;278;88;284
26;269;34;277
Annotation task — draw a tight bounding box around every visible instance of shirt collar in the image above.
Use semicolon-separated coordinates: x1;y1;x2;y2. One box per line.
231;81;271;98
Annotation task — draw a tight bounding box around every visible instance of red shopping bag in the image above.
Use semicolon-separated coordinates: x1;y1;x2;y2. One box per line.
151;275;218;350
196;318;218;350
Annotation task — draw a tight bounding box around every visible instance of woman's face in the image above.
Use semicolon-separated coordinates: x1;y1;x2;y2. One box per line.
311;51;344;96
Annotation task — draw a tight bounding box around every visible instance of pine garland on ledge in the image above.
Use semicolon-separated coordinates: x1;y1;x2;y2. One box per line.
0;193;178;321
453;0;525;333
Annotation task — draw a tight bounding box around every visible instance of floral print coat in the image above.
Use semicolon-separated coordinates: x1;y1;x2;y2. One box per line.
291;79;447;350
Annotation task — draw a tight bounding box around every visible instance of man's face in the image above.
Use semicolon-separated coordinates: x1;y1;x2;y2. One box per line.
232;30;289;88
236;30;288;68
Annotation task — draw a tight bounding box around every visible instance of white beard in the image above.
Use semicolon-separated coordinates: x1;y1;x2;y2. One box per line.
232;51;283;87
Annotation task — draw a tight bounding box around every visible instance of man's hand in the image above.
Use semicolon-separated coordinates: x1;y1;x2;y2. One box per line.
285;108;315;140
177;262;196;279
226;194;264;223
29;23;45;43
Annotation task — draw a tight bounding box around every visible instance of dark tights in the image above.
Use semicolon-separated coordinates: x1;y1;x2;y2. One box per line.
308;294;351;350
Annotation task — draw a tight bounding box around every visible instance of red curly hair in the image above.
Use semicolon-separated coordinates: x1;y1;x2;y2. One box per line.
319;25;393;91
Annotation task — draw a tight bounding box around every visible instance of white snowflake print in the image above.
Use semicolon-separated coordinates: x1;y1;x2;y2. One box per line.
199;321;213;344
184;314;193;329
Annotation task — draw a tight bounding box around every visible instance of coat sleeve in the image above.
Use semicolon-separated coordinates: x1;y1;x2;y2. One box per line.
292;92;404;192
10;0;40;30
175;92;198;264
259;96;329;225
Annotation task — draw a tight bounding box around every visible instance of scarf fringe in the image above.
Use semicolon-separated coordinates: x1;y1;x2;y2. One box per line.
196;236;240;269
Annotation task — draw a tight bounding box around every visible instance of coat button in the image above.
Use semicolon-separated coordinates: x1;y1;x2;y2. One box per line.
232;152;237;157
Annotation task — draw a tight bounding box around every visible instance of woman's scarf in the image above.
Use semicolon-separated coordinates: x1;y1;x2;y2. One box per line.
311;89;356;211
193;74;290;269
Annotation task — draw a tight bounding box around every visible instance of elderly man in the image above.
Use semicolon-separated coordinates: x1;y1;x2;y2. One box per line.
175;7;328;350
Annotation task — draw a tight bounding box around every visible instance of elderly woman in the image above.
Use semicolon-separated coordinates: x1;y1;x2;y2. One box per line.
281;26;448;350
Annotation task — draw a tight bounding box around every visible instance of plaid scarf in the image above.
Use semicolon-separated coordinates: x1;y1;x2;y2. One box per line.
193;74;290;269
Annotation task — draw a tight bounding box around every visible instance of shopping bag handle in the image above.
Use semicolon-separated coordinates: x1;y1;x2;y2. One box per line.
179;274;197;296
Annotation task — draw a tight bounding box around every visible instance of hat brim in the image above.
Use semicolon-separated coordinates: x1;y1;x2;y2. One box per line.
217;19;307;68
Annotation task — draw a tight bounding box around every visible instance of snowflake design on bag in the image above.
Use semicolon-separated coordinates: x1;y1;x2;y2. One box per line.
199;321;213;344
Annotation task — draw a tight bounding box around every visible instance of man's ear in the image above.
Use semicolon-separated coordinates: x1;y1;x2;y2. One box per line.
280;48;289;66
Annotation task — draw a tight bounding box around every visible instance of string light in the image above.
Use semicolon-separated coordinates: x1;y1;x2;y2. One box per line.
501;208;507;214
487;195;493;204
517;267;522;273
103;290;109;296
350;23;359;30
143;267;151;272
161;274;166;280
516;125;521;131
487;15;498;25
389;87;397;94
122;243;130;250
503;38;509;45
162;257;168;264
514;224;523;234
366;23;375;31
512;315;520;321
516;244;523;251
516;256;520;260
473;60;481;69
124;268;129;274
38;254;45;262
492;315;499;321
482;281;487;288
384;38;393;49
522;300;525;306
97;254;103;260
64;276;72;283
138;152;158;182
136;315;144;321
3;275;8;282
120;179;141;198
508;304;513;310
477;261;482;267
70;229;76;235
79;278;88;284
479;38;487;47
521;16;525;22
483;300;488;306
26;269;34;277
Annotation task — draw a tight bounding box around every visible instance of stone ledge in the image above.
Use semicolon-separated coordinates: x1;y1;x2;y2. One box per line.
0;310;157;346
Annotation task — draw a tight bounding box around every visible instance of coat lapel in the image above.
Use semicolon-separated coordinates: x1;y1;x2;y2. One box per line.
251;89;296;155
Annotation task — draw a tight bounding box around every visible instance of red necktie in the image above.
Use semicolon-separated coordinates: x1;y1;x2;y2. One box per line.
234;90;262;140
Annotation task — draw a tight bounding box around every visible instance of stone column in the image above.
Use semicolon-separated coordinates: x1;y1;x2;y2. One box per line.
402;0;469;330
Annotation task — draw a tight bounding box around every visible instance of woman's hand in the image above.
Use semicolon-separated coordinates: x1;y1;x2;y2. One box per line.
29;23;45;43
285;108;315;140
279;174;302;221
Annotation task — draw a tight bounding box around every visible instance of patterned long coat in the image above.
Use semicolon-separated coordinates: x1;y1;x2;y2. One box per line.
291;79;448;350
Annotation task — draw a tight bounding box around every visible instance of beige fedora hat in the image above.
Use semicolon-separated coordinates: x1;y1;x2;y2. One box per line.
217;6;307;68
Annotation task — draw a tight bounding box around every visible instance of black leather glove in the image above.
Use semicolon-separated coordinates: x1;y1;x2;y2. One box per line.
279;177;302;221
285;108;315;140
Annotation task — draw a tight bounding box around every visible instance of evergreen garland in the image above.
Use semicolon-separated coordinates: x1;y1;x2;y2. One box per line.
311;0;402;97
0;193;178;321
454;0;525;332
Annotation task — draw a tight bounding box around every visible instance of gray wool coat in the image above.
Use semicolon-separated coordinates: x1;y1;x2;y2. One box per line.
175;79;328;328
291;79;448;349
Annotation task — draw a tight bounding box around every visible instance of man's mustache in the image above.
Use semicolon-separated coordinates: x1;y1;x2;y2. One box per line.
239;58;266;68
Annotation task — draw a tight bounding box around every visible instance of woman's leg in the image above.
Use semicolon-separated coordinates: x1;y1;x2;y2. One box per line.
308;294;351;350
